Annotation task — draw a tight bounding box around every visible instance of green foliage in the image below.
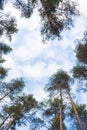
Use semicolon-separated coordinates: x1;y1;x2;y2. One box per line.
46;70;70;92
0;43;12;54
0;16;18;40
14;0;79;41
13;0;36;18
4;104;21;116
0;2;32;130
44;97;65;117
76;43;87;64
70;103;87;130
0;78;25;102
40;0;79;41
0;57;5;63
18;94;37;111
73;30;87;84
75;30;87;64
2;94;37;129
0;1;85;129
73;66;87;79
70;104;87;118
9;78;25;91
45;70;83;129
41;0;61;14
43;97;66;130
51;116;66;130
0;66;8;79
46;0;61;6
4;78;25;100
44;98;60;116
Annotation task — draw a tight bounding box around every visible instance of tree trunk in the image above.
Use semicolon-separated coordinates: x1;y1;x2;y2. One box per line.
0;90;12;101
6;115;18;130
66;85;82;127
0;114;11;128
59;87;63;130
40;0;56;29
53;117;56;130
53;105;57;130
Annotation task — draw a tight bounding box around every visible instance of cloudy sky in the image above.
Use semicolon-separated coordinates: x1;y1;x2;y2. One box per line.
2;0;87;129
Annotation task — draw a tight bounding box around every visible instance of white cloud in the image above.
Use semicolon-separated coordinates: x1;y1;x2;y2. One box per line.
3;55;21;80
21;62;46;79
30;86;48;101
19;61;58;79
78;0;87;15
2;0;87;104
14;34;43;60
1;1;87;130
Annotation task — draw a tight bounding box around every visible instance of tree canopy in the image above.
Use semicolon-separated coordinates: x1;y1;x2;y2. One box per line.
13;0;79;41
0;0;87;130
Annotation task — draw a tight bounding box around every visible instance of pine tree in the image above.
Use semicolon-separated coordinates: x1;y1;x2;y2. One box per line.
13;0;79;41
73;31;87;78
0;94;37;129
0;14;18;41
73;30;87;90
43;97;66;130
0;42;12;80
45;70;82;129
0;78;25;101
0;26;39;130
70;103;87;130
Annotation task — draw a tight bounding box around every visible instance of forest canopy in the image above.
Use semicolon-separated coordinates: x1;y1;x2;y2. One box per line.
0;0;87;130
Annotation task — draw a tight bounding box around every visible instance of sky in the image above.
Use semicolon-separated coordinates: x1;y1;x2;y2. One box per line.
2;0;87;129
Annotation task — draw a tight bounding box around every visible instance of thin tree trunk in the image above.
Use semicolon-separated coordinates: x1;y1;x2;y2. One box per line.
53;106;57;130
53;117;56;130
0;90;12;101
59;87;63;130
6;115;18;130
66;85;82;127
0;114;11;128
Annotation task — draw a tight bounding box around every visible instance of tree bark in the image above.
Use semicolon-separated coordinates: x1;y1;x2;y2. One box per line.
6;115;18;130
66;85;82;127
59;87;63;130
53;117;56;130
0;114;11;128
0;90;12;101
53;105;57;130
40;0;56;29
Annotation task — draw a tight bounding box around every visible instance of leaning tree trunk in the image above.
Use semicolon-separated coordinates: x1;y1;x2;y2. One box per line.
66;85;82;127
6;115;18;130
59;87;63;130
0;114;11;128
0;90;12;101
40;0;57;29
53;117;56;130
53;107;57;130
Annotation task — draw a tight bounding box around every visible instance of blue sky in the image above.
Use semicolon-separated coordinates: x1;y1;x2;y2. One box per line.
2;0;87;129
